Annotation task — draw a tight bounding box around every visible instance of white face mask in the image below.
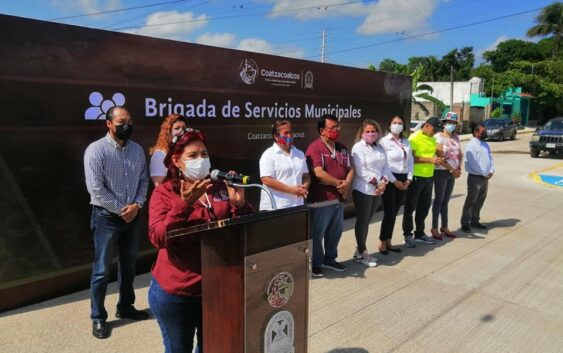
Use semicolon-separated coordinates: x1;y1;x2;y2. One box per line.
182;157;211;181
390;123;403;134
444;123;456;133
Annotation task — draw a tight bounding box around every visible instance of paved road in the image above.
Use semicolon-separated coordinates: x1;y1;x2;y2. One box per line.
2;131;563;353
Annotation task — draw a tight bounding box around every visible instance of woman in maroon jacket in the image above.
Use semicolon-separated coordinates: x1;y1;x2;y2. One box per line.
148;128;252;353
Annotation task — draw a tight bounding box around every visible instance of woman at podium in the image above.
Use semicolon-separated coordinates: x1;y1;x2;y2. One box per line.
147;128;252;353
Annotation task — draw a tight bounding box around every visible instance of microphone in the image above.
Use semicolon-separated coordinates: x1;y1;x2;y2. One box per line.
210;169;252;185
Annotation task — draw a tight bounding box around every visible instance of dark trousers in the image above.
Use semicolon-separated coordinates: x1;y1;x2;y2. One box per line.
461;174;489;227
352;190;381;253
380;173;408;241
403;176;434;238
149;279;203;353
310;202;344;267
90;206;140;321
432;170;455;229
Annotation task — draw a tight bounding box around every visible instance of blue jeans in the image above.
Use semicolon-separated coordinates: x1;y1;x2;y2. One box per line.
90;206;140;321
149;279;203;353
310;202;344;267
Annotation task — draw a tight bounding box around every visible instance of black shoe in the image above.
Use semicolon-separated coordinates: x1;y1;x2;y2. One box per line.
379;249;389;255
461;226;472;233
322;259;347;272
471;222;487;229
92;320;109;339
388;247;402;253
312;266;324;277
116;306;149;320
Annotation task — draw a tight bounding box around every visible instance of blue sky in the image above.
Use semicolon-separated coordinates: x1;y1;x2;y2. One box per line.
1;0;555;69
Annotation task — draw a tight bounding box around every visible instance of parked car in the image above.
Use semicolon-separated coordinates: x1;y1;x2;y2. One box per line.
529;117;563;158
410;120;424;133
483;118;517;141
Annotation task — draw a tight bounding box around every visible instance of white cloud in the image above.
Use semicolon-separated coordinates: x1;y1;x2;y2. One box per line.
128;11;208;40
478;35;509;58
235;38;304;59
51;0;121;16
196;33;237;48
267;0;442;37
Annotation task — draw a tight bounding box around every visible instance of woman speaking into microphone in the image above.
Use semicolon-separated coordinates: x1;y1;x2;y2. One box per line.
148;128;253;353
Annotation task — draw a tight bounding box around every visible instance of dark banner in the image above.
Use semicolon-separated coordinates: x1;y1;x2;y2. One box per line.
0;14;411;309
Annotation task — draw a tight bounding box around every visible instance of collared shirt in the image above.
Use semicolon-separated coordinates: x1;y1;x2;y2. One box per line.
464;137;495;176
409;130;437;177
84;133;149;215
379;133;414;180
351;139;394;195
306;138;351;202
435;132;461;170
259;143;308;211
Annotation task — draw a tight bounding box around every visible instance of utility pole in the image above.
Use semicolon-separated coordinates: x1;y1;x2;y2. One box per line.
491;72;495;98
449;65;454;112
321;29;326;63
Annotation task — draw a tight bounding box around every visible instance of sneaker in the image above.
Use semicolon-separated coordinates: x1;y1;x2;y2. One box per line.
414;235;436;244
312;266;324;277
404;235;416;248
430;228;443;241
322;259;347;272
353;249;377;267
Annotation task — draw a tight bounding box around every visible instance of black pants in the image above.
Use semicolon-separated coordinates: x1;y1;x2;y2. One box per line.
403;175;434;238
380;173;408;241
461;174;489;226
432;170;455;229
352;189;381;253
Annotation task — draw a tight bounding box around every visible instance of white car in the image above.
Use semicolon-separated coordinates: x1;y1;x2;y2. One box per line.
410;120;424;133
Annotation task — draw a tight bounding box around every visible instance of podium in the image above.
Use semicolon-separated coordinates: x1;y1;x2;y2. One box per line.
168;205;311;353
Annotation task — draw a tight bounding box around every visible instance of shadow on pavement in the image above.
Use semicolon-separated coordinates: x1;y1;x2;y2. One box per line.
325;349;370;353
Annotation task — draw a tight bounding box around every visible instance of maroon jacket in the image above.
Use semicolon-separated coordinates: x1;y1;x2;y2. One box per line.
148;179;253;297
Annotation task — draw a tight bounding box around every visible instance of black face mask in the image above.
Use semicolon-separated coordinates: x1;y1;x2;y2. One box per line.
479;131;488;140
115;123;134;141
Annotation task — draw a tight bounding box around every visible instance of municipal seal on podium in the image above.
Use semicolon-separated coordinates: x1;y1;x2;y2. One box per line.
266;272;294;308
264;310;295;353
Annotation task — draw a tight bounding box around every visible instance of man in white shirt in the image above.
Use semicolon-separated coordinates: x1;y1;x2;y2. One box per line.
259;120;310;211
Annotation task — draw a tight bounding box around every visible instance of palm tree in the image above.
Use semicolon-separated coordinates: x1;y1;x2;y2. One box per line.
411;65;446;116
527;2;563;57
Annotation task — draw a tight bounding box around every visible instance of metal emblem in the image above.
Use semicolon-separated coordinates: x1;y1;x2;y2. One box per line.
264;310;295;353
266;272;294;308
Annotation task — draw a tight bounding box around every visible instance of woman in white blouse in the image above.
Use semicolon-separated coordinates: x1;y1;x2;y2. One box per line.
148;114;188;186
259;120;310;211
351;119;393;267
379;115;414;253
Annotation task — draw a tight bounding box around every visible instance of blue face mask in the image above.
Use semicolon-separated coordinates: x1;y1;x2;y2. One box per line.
444;123;456;133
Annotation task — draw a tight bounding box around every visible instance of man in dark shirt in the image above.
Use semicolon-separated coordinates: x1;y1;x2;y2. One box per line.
306;114;354;277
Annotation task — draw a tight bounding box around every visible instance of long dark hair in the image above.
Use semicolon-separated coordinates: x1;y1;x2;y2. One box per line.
163;129;207;193
386;115;407;139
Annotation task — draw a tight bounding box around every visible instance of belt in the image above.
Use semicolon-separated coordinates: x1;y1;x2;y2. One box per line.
468;174;486;178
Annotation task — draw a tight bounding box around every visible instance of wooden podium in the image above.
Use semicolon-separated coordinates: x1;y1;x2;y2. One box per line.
168;205;311;353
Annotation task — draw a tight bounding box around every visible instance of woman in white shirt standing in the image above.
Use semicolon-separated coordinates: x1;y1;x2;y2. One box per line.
351;119;393;267
149;114;188;187
379;115;414;253
259;120;310;211
431;112;463;240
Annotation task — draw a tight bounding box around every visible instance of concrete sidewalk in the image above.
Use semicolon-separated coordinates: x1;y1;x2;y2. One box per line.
2;135;562;353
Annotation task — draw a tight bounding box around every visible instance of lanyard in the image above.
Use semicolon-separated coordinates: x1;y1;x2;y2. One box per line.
198;193;217;222
391;137;407;160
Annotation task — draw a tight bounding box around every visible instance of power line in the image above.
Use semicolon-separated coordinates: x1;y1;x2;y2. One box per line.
47;0;188;21
305;7;543;59
109;0;374;31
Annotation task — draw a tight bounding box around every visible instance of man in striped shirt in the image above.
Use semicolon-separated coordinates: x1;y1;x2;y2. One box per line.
84;106;149;339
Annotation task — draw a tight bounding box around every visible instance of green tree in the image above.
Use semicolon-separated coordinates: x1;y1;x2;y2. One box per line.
527;2;563;57
411;65;446;115
437;47;475;80
483;39;545;72
377;58;408;74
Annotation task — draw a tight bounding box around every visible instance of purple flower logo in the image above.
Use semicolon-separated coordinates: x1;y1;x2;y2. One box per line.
84;92;126;120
